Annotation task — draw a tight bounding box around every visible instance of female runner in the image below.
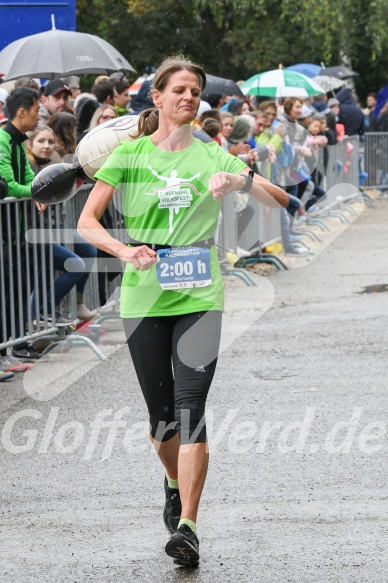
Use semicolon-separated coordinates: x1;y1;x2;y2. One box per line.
78;56;288;567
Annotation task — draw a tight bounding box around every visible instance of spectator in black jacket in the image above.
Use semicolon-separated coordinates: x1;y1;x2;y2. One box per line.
0;88;44;362
336;89;364;136
131;80;154;114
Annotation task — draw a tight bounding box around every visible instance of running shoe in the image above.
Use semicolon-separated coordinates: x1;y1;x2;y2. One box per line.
0;355;33;372
163;477;181;534
11;347;48;362
284;247;309;256
165;524;199;567
0;370;14;382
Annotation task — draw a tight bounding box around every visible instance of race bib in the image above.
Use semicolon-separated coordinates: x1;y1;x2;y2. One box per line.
156;247;212;290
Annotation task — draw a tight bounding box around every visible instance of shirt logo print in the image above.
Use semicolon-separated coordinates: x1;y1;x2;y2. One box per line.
146;164;201;233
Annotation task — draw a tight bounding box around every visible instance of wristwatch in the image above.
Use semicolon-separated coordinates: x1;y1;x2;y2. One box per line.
238;169;254;193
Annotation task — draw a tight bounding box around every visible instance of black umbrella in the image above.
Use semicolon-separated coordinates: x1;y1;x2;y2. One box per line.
0;19;135;81
320;65;358;80
203;73;243;97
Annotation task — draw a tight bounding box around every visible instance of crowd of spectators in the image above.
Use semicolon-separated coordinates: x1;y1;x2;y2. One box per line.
0;71;382;381
196;88;362;255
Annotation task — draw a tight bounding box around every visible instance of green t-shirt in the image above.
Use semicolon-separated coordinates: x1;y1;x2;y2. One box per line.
95;135;246;318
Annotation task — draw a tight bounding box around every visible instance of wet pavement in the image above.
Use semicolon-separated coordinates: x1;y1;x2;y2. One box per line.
1;197;388;582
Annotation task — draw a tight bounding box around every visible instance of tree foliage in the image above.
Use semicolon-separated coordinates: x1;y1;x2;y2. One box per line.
77;0;388;100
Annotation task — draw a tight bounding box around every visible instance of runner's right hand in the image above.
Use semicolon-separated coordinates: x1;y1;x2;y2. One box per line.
118;245;157;271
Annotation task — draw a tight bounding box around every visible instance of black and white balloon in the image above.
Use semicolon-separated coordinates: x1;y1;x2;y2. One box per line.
32;115;140;204
76;115;140;180
32;163;79;204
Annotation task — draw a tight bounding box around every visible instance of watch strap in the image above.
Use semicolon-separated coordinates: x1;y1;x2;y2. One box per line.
239;169;254;193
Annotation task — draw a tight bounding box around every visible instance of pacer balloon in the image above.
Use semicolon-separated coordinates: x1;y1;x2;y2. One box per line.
32;115;140;204
76;115;140;180
32;163;79;204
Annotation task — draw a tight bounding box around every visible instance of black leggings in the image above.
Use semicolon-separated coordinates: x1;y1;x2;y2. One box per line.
123;311;222;444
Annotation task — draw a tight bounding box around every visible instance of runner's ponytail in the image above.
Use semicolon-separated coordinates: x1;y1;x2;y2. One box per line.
132;108;159;138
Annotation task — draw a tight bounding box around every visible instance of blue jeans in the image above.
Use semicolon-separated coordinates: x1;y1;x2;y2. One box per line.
32;232;97;317
305;183;326;210
281;193;302;252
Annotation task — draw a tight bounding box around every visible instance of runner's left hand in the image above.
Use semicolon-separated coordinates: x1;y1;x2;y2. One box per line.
35;201;48;214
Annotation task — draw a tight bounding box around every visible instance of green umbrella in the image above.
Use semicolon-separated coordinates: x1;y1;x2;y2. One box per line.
240;69;325;98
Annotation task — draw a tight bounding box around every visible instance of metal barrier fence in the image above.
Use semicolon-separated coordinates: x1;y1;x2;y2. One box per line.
0;135;363;352
321;135;360;196
60;185;124;319
219;136;361;258
363;132;388;189
0;197;57;351
63;185;127;314
0;187;124;354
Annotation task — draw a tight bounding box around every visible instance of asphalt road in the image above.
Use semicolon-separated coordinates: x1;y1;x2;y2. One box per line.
1;196;388;583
